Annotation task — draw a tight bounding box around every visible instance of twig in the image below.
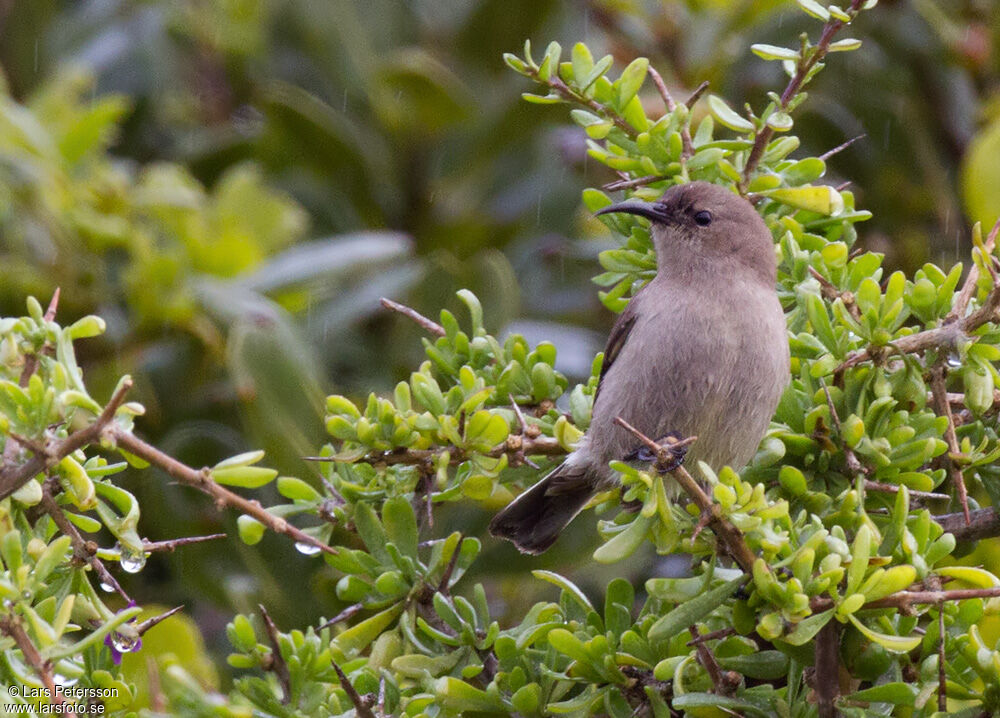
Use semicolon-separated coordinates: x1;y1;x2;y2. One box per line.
811;585;1000;612
686;626;736;646
742;0;866;187
109;428;336;556
305;434;566;468
809;267;861;320
818;134;866;162
821;383;864;477
437;535;463;594
938;602;947;711
380;297;445;337
142;534;227;552
601;174;668;192
935;506;1000;542
135;605;185;636
685;80;710;108
332;659;376;718
544;74;638;139
647;66;695;158
319;603;365;632
864;481;949;504
835;276;1000;374
814;621;841;718
0;291;59;471
147;656;166;713
949;218;1000;323
39;479;131;603
0;614;77;717
689;624;739;696
930;364;970;524
0;378;134;501
259;605;292;704
613;417;758;574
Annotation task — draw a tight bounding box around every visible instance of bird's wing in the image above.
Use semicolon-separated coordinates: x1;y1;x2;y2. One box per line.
593;305;637;405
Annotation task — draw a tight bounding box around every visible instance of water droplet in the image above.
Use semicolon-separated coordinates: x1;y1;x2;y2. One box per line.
295;541;322;556
117;544;147;574
99;581;115;593
947;352;962;368
110;630;140;654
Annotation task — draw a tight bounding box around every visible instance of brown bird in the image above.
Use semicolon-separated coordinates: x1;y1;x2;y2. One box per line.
489;181;790;554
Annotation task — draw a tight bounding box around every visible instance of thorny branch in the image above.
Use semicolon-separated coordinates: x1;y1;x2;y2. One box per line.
0;377;134;501
39;478;131;603
259;605;292;704
0;614;77;717
612;417;759;574
109;428;336;556
741;0;866;187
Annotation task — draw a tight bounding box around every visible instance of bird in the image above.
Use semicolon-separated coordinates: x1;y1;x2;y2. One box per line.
489;181;790;554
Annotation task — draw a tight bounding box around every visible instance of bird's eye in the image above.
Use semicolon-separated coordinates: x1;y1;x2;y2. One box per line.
693;210;713;227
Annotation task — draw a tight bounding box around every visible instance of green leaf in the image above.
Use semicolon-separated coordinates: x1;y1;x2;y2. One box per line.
333;603;404;655
751;44;801;61
434;677;504;713
532;570;595;613
847;614;921;653
828;38;863;52
717;651;789;679
707;95;754;133
844;682;917;706
670;693;771;718
647;575;747;643
782;609;834;646
761;186;844;215
616;58;648;107
209;465;278;488
795;0;830;20
593;515;651;564
382;496;419;560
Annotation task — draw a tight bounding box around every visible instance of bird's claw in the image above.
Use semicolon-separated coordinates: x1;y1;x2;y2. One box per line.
626;430;689;472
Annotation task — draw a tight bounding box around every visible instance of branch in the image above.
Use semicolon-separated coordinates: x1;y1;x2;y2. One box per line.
949;218;1000;323
135;605;185;636
613;417;758;574
0;614;76;717
814;621;841;718
143;534;227;552
380;297;445;337
930;364;970;523
647;66;695;159
332;659;376;718
0;377;134;501
812;585;1000;612
935;506;1000;542
742;0;866;186
689;624;739;696
306;434;566;468
259;605;292;704
835;274;1000;375
818;134;866;162
108;428;336;556
39;479;131;603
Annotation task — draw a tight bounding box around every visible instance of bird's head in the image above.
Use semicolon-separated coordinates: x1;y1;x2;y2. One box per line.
595;181;775;282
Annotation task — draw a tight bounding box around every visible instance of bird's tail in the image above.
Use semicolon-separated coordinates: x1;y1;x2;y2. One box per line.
488;463;596;554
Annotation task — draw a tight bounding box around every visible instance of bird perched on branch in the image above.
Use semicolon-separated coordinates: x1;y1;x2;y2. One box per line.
489;181;789;554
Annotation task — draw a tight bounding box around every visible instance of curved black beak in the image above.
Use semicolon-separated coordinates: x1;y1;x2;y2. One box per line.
594;200;671;223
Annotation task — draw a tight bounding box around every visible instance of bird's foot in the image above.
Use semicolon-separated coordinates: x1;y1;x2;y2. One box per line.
620;497;643;514
626;430;689;472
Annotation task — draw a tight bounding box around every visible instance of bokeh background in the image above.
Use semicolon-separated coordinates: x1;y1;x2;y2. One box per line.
1;0;999;697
